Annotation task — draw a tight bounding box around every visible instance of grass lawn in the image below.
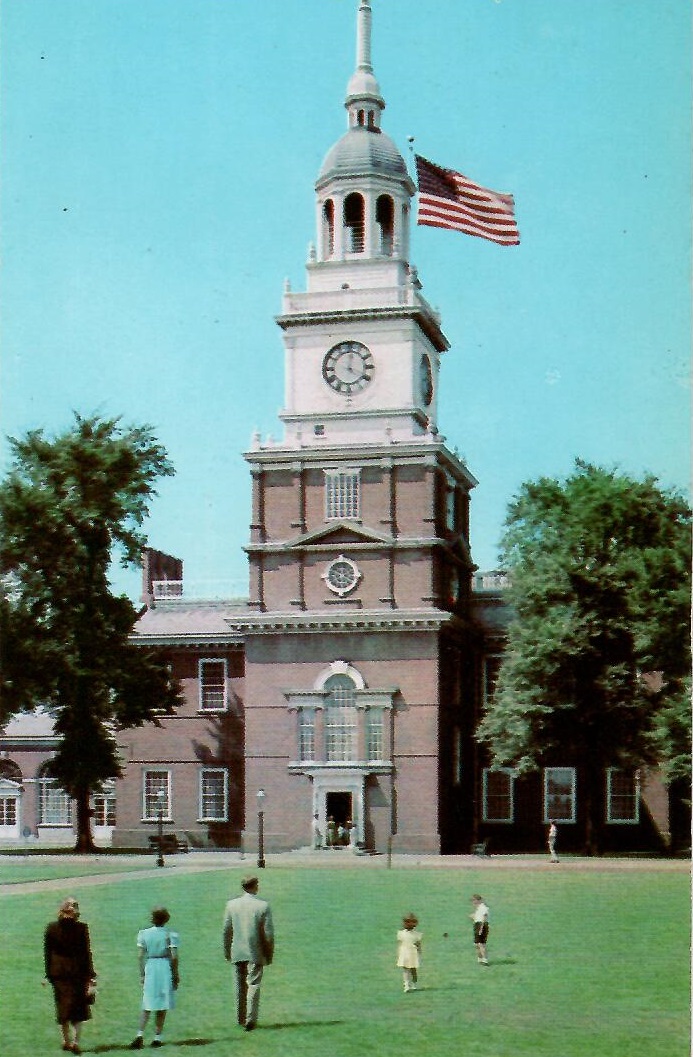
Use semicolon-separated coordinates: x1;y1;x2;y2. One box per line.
1;863;689;1057
0;856;164;886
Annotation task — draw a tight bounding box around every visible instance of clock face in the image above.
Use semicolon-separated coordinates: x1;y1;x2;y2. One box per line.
419;354;434;407
322;341;375;395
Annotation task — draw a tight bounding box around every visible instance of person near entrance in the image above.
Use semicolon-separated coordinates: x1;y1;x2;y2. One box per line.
311;813;322;850
222;876;275;1032
326;816;337;847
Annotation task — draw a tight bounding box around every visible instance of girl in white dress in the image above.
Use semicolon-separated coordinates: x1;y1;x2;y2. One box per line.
396;913;422;992
129;907;179;1049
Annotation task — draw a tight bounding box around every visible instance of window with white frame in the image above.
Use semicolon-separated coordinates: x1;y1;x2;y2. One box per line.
299;710;316;762
483;768;515;822
143;770;171;821
366;708;384;762
93;781;116;827
324;675;358;762
199;659;227;711
325;469;360;520
38;779;73;826
0;797;18;826
606;768;640;823
199;768;228;822
544;767;576;823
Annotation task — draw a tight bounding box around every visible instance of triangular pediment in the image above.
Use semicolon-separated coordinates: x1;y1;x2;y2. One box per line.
287;521;393;549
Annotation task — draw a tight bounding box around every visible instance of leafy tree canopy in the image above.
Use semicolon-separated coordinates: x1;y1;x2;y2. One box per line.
477;461;691;787
0;413;182;850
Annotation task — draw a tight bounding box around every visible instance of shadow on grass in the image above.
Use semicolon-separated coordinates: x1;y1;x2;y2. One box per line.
258;1020;346;1031
91;1041;214;1053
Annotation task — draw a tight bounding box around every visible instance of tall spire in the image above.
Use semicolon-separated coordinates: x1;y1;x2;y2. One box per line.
355;0;373;74
345;0;385;127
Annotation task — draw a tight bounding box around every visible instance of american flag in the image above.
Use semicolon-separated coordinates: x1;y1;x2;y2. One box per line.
415;155;520;246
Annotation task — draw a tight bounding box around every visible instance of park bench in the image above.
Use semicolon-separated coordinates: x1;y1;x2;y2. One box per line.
148;834;189;854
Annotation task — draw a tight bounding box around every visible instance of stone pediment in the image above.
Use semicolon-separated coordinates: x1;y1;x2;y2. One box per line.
0;777;22;792
286;521;393;550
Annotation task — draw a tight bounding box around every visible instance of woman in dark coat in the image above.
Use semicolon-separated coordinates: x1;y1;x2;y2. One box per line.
44;897;96;1054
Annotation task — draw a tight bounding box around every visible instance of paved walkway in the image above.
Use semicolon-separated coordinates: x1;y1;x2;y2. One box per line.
0;848;688;897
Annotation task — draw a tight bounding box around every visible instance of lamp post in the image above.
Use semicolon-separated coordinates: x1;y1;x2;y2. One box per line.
156;789;166;868
257;788;266;869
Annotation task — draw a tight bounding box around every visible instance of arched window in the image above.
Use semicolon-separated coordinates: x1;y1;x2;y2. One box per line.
376;195;394;256
324;674;358;762
357;110;365;126
344;193;365;253
0;759;22;782
322;199;335;257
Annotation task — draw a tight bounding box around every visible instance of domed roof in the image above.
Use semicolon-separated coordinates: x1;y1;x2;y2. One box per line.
317;128;409;187
346;68;385;109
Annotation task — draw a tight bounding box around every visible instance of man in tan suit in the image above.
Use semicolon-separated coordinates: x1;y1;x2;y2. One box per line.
222;876;274;1031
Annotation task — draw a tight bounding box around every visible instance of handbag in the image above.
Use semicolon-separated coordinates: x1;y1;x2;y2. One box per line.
85;980;97;1005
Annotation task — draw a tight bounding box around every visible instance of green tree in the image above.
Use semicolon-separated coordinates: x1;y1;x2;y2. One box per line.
0;414;182;851
476;460;691;854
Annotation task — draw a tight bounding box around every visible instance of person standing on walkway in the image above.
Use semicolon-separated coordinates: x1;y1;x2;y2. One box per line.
44;897;97;1055
470;894;490;965
396;913;422;992
548;820;559;862
311;813;322;850
223;876;275;1032
129;907;179;1049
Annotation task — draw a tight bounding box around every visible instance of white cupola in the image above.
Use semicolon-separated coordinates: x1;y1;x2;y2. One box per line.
311;0;415;281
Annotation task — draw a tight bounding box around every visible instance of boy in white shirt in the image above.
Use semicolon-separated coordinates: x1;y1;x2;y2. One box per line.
470;894;489;965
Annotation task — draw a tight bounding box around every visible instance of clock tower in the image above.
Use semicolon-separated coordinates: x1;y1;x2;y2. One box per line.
234;0;480;855
279;0;445;446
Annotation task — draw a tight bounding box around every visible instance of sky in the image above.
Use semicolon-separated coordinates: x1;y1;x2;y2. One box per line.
1;0;690;603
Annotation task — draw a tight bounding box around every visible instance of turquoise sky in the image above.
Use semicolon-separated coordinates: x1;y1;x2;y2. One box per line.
2;0;690;600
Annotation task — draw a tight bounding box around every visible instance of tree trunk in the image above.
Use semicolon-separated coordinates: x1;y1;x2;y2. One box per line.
582;768;602;856
74;788;97;853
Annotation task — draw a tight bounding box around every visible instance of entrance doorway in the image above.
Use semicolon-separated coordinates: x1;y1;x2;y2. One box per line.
325;791;353;846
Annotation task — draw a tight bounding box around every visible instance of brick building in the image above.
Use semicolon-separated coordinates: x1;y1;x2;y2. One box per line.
0;1;680;855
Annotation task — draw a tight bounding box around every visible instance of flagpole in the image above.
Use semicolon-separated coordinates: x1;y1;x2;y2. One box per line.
406;135;416;179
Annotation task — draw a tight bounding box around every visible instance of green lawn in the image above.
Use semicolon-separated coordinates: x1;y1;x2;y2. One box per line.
0;856;162;886
1;864;689;1057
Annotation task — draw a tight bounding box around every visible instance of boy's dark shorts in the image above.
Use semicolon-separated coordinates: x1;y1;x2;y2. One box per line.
474;923;489;944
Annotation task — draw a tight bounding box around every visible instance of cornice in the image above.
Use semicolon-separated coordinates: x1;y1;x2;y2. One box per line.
275;304;449;353
225;608;465;636
0;735;60;750
129;634;245;649
243;441;478;489
243;536;474;556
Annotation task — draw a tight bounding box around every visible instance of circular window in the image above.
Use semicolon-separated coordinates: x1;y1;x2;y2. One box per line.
322;555;361;597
